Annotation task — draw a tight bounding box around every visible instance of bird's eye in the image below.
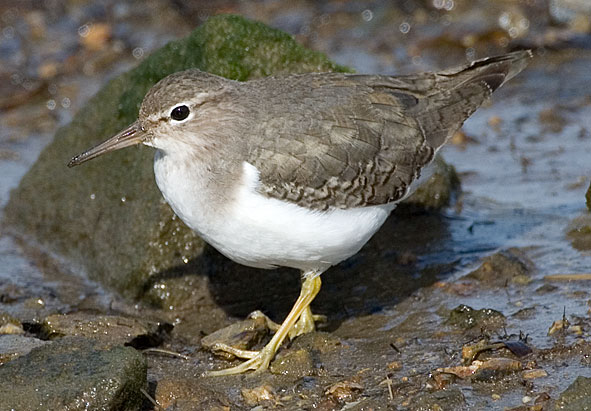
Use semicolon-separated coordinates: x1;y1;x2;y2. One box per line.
170;105;190;121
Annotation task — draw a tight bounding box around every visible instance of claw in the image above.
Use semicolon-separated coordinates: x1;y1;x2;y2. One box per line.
205;273;323;375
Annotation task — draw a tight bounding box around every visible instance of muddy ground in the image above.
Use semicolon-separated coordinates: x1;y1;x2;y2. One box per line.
1;1;591;410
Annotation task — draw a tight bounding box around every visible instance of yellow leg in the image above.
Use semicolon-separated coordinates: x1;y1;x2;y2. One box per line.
249;299;326;339
290;305;326;338
206;272;322;376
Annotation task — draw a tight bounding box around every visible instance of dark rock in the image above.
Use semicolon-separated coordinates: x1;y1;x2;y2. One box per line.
0;336;146;410
410;388;466;411
403;155;461;210
290;331;343;354
40;312;164;346
201;315;269;360
464;248;534;287
270;348;314;377
448;304;506;331
567;214;591;251
0;334;48;364
154;378;232;410
586;181;591;211
554;376;591;410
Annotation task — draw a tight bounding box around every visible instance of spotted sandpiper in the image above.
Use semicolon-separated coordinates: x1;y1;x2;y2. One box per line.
68;50;531;375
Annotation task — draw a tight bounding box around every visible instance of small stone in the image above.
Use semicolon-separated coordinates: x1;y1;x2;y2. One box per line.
450;129;478;146
492;393;501;400
410;388;466;410
488;115;503;130
0;312;21;328
567;214;591;251
290;330;342;354
324;379;364;403
0;312;24;335
387;360;403;370
522;369;548;379
548;319;568;335
437;362;481;379
536;284;558;294
535;392;551;404
569;325;583;335
464;248;534;287
201;316;268;360
154;378;231;410
471;358;522;382
0;323;24;335
432;372;455;389
404;155;460;210
448;304;506;331
461;339;489;363
538;107;567;133
41;312;165;347
269;349;314;377
241;384;277;407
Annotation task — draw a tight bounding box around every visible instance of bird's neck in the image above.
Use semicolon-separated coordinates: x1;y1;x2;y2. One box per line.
153;149;242;225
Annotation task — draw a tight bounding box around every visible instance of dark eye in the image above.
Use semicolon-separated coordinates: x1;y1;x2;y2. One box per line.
170;105;190;121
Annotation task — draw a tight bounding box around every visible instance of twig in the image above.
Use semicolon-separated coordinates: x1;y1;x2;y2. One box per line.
142;347;191;360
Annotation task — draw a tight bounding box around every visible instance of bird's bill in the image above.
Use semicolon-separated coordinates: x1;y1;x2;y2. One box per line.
67;121;146;167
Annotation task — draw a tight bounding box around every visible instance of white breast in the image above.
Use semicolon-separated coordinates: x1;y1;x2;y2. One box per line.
154;156;394;272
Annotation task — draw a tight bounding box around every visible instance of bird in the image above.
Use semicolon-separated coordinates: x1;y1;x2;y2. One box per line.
68;50;532;375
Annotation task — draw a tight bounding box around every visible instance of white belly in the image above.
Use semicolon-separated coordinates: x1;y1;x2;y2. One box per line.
155;157;394;272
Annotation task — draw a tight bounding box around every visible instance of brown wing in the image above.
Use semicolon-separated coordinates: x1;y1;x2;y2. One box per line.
245;51;531;211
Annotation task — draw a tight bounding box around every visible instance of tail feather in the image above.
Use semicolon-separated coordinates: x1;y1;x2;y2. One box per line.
414;50;532;149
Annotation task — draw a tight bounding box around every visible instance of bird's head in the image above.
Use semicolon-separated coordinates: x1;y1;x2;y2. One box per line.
68;69;230;167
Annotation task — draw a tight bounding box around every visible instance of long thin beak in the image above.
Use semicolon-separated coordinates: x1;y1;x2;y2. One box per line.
67;121;147;168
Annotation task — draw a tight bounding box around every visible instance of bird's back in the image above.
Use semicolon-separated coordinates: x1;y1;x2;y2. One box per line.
242;50;532;211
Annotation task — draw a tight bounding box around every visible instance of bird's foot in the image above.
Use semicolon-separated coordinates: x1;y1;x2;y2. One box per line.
248;307;325;339
205;341;276;376
206;274;323;376
290;306;326;338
